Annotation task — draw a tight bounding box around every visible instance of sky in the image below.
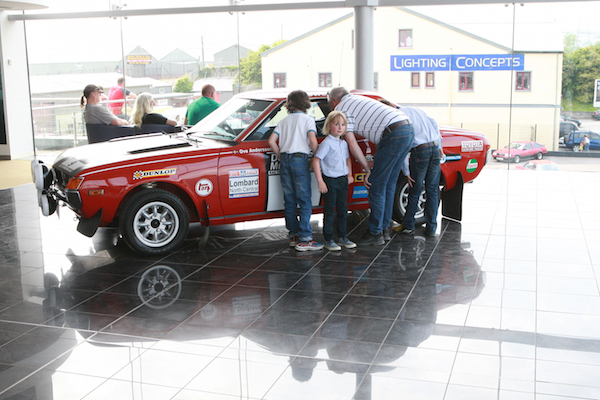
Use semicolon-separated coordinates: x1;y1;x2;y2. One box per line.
21;0;600;65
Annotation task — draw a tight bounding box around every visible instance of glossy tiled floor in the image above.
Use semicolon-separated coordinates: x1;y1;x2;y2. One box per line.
1;167;600;400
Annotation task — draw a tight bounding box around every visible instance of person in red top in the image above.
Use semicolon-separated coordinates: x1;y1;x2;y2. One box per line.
108;77;137;118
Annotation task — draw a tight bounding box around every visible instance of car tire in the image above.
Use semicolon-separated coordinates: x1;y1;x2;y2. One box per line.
513;155;520;163
120;189;189;255
536;152;543;160
392;175;439;224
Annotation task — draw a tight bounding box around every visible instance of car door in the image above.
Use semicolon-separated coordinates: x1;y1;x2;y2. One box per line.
590;132;600;150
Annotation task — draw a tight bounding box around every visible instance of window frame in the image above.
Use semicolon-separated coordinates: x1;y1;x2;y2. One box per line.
426;72;435;88
516;71;531;91
318;72;332;88
411;72;420;88
459;72;474;91
399;29;413;48
274;73;286;89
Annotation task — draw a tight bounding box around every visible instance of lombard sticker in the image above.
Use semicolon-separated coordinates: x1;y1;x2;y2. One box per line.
133;168;176;180
461;140;484;152
466;159;478;173
229;168;259;198
195;179;213;197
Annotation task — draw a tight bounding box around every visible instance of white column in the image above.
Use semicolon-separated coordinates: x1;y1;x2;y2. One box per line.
0;12;35;160
354;5;374;91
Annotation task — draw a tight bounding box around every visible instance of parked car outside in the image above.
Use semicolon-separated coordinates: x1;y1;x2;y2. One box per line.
515;160;560;171
492;140;547;163
561;115;581;127
592;110;600;120
560;121;579;140
32;89;491;255
564;130;600;151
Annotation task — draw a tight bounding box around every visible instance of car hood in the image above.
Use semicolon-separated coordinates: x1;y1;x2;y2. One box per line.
53;132;231;176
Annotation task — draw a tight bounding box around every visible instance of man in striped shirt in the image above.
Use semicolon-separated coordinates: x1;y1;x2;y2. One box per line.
328;87;414;246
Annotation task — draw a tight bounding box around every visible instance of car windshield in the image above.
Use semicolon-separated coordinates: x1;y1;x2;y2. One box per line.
508;142;524;149
186;98;274;140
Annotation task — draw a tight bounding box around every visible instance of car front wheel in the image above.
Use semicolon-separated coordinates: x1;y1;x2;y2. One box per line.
120;189;190;255
513;155;520;163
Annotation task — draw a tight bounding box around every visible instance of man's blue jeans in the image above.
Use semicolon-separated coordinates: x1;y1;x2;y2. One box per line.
368;124;414;235
280;152;313;241
401;144;441;233
322;175;348;241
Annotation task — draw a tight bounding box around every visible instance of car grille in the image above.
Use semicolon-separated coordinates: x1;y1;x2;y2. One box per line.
54;169;71;191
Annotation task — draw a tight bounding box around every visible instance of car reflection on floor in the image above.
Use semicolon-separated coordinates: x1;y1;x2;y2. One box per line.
37;218;483;396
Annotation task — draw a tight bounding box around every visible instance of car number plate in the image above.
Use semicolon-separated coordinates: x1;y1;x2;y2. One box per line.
496;157;504;161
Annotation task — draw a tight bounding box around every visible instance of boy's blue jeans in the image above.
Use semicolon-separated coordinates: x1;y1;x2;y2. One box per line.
322;175;348;242
368;123;414;235
280;152;313;241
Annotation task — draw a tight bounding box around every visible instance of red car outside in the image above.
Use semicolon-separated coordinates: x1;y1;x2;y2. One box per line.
32;89;491;255
492;140;547;163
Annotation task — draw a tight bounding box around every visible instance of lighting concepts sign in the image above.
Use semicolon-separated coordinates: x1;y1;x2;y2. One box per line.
390;54;524;71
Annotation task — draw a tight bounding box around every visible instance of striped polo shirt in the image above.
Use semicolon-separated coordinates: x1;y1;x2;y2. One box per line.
336;94;408;145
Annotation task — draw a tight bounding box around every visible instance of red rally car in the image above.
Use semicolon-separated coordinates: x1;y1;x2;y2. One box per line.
32;89;491;255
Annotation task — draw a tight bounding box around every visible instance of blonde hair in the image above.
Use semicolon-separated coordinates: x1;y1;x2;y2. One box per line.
132;92;154;127
323;111;347;136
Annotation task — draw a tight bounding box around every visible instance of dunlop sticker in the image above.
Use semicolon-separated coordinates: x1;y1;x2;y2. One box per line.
133;168;176;180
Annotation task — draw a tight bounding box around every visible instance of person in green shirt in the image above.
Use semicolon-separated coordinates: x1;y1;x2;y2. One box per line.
184;84;220;125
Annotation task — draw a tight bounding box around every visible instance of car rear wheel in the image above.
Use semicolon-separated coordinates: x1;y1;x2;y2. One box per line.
513;155;520;163
536;152;543;160
120;189;189;255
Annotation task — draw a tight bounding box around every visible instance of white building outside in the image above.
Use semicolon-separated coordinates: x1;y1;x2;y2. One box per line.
261;7;563;150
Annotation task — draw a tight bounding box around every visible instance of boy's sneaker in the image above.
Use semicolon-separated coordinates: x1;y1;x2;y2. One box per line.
393;224;414;234
295;240;324;252
383;229;391;242
336;237;357;249
324;239;341;251
289;235;299;247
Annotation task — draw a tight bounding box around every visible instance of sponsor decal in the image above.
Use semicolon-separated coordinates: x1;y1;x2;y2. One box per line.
355;173;366;182
352;186;368;199
133;168;176;180
445;154;462;162
233;147;271;155
466;159;478;173
266;153;280;176
229;168;259;198
195;178;213;197
461;140;484;152
232;294;262;321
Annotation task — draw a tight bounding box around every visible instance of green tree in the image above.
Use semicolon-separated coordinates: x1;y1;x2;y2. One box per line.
174;75;193;93
562;39;600;105
240;40;286;85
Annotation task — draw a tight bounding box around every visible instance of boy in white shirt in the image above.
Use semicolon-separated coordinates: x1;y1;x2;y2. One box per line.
268;90;323;251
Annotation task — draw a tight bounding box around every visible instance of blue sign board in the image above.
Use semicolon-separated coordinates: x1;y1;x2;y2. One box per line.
390;54;524;72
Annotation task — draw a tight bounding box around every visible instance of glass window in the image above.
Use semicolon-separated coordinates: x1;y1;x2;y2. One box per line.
411;72;420;88
374;72;379;91
459;72;473;91
399;29;413;48
319;73;332;88
516;71;531;91
274;73;286;88
426;72;434;88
